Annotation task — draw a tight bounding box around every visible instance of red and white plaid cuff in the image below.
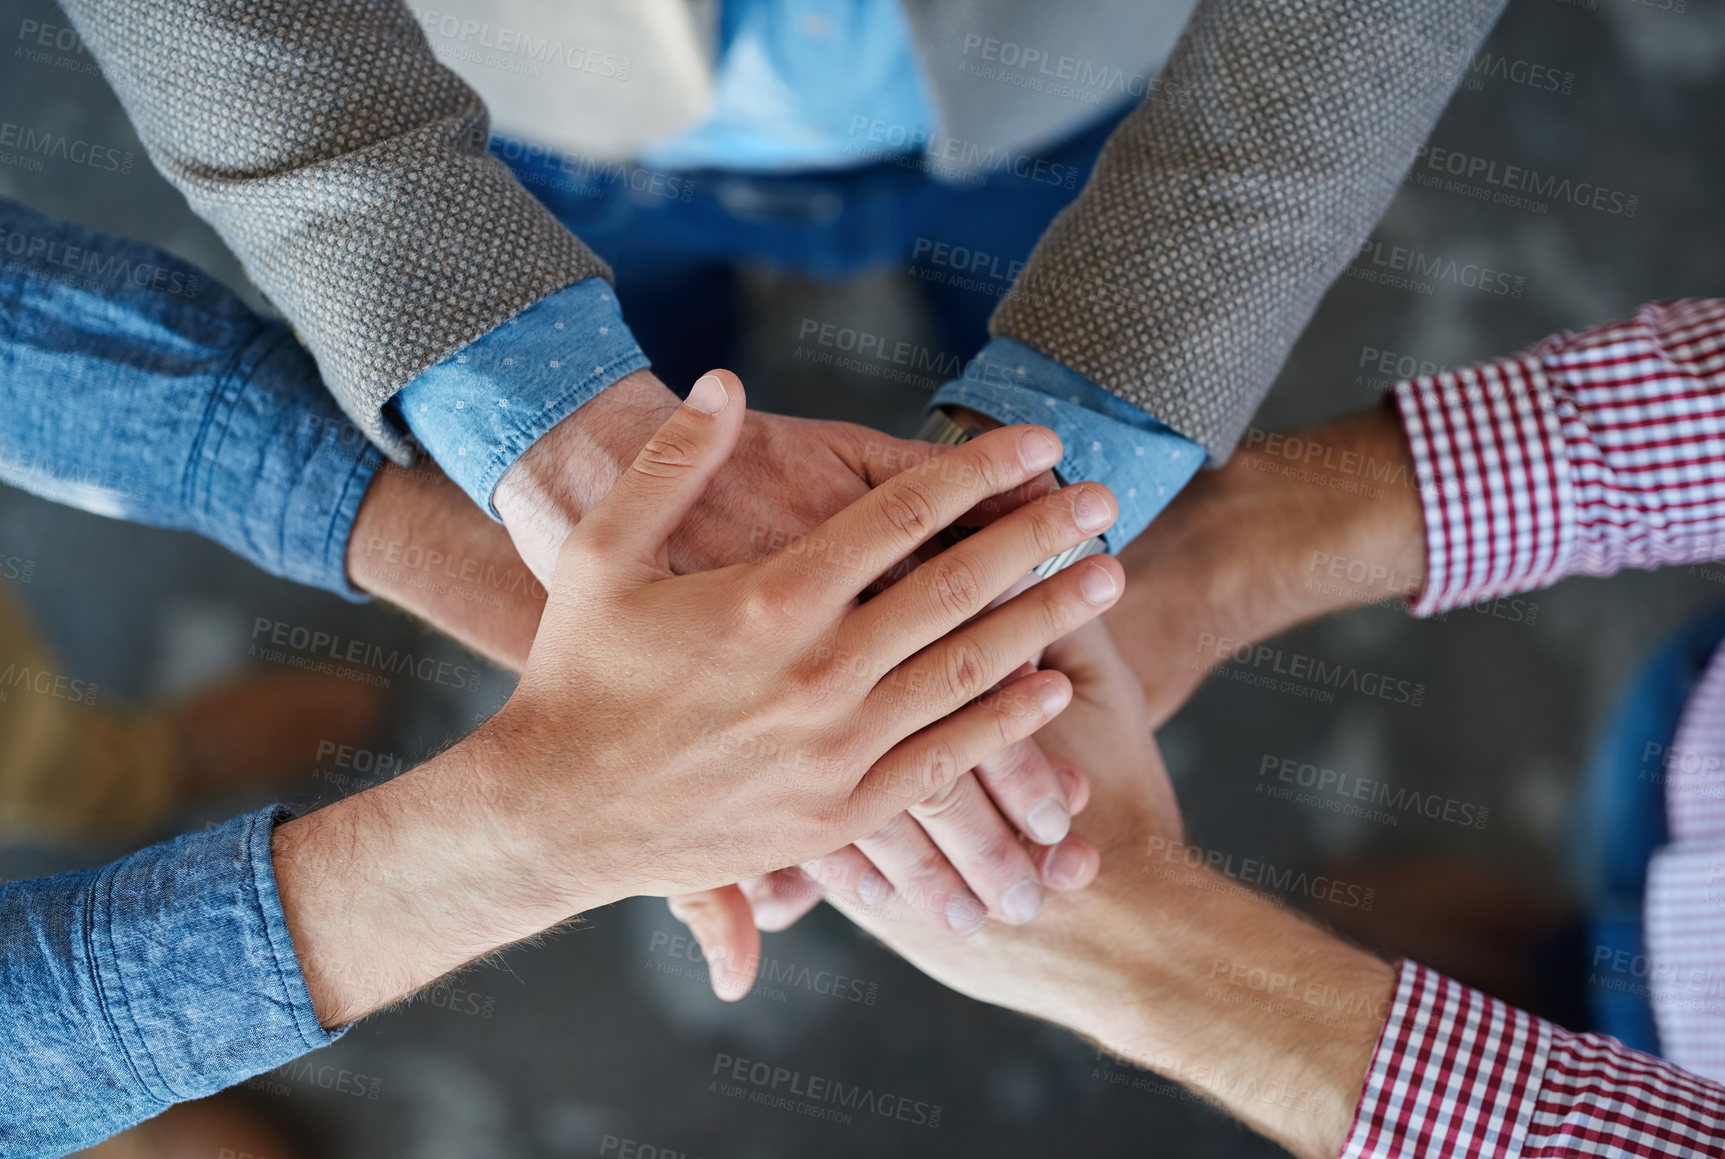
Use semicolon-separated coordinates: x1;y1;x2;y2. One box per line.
1342;960;1725;1158
1393;353;1571;617
1341;961;1547;1158
1393;300;1725;617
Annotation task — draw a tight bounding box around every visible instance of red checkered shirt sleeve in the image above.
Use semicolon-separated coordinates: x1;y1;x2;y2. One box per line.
1393;299;1725;615
1341;960;1725;1158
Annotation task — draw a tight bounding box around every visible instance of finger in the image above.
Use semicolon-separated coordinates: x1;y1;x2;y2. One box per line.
740;869;823;932
860;555;1123;754
1032;832;1100;891
854;668;1072;832
780;425;1063;607
843;481;1117;665
971;736;1076;846
801;846;892;915
564;369;746;585
909;771;1046;925
1056;763;1093;817
666;886;760;1002
855;812;987;935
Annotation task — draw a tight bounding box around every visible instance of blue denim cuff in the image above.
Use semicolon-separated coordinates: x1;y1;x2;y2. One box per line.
0;807;342;1154
931;338;1206;550
397;279;651;517
188;328;383;602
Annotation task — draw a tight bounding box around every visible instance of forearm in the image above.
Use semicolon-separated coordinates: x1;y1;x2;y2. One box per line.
271;729;586;1028
1104;406;1425;720
1073;861;1393;1159
347;461;544;671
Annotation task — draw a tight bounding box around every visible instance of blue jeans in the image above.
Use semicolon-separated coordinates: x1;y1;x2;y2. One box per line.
1575;607;1725;1052
491;115;1120;395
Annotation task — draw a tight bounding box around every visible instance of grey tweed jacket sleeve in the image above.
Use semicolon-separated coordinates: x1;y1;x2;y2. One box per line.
991;0;1508;462
58;0;612;461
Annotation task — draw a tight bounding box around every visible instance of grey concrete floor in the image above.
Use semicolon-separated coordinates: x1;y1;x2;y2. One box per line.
3;0;1725;1155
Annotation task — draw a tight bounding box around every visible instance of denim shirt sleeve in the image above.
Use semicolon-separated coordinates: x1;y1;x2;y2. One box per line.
394;278;650;517
931;338;1207;552
0;806;342;1157
0;200;380;598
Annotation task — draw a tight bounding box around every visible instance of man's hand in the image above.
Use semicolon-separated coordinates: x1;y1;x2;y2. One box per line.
275;377;1125;1027
1105;406;1426;725
828;621;1395;1159
492;368;943;580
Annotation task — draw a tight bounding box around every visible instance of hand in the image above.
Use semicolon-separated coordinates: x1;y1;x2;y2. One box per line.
274;375;1125;1026
1105;406;1426;725
830;620;1395;1159
493;368;950;580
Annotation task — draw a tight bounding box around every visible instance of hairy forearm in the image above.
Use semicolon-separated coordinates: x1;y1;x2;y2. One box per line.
1076;860;1393;1159
1105;406;1426;723
270;727;585;1028
347;461;545;671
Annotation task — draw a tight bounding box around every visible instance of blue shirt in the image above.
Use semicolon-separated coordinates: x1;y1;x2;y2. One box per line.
0;199;379;598
0;202;362;1153
398;0;1204;549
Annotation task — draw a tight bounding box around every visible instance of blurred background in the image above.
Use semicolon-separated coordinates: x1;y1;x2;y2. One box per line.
3;0;1724;1155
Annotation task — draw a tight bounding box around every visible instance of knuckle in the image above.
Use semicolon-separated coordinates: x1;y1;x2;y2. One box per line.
911;775;967;820
941;638;993;704
879;480;939;542
734;578;800;635
1026;504;1069;561
918;737;961;799
633;426;702;479
926;555;984;619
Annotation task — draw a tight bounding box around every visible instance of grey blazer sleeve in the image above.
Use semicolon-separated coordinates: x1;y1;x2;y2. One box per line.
58;0;613;461
990;0;1507;462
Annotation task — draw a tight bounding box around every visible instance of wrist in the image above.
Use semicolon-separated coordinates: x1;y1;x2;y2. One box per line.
272;723;598;1028
493;369;679;573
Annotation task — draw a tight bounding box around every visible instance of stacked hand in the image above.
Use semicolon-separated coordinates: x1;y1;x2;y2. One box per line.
293;374;1122;1026
477;370;1093;995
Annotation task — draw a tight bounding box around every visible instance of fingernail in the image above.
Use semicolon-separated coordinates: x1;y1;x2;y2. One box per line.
946;894;986;935
685;374;729;414
1037;679;1069;718
1044;842;1090;888
1026;797;1071;844
1079;561;1117;605
1074;487;1113;533
1001;878;1044;924
1020;430;1060;471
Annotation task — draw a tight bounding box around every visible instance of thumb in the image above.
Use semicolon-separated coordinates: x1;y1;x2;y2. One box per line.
562;370;745;582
